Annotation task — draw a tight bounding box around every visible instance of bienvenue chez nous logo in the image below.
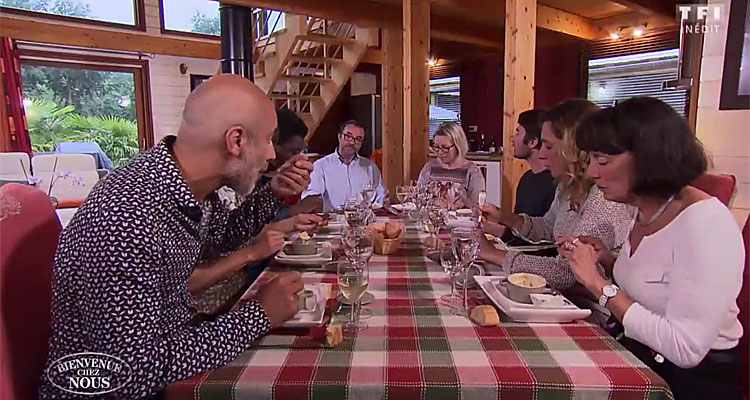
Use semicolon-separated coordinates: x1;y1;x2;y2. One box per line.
47;352;133;396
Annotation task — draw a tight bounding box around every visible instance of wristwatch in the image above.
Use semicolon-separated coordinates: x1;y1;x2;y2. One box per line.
598;284;619;307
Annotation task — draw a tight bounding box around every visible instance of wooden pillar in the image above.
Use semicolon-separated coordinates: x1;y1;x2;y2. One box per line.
403;0;430;182
381;25;404;194
502;0;536;210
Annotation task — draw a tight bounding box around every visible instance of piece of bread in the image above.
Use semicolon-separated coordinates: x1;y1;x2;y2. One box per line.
299;231;311;241
470;305;500;327
384;222;401;239
326;324;343;347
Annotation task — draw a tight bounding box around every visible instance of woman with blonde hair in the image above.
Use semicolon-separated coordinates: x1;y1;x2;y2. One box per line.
479;99;633;296
418;122;486;209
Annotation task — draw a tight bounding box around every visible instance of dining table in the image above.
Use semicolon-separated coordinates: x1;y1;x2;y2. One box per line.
165;215;673;400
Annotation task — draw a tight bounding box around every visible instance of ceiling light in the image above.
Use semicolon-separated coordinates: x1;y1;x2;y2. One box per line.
633;28;644;37
428;58;438;67
610;32;621;40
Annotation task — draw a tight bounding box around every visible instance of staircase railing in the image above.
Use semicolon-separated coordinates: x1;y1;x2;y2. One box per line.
251;8;284;63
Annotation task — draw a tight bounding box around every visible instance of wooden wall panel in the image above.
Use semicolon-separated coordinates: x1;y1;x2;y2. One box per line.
502;0;537;210
381;26;404;194
403;0;430;182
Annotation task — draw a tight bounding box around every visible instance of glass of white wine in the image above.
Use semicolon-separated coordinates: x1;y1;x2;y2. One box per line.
338;260;369;334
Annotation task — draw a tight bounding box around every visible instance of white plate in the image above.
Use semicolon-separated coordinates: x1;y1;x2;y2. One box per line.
475;275;590;323
445;217;477;229
392;202;416;211
283;283;331;328
275;242;333;265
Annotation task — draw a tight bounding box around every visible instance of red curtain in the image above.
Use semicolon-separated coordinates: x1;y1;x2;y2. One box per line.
0;37;31;155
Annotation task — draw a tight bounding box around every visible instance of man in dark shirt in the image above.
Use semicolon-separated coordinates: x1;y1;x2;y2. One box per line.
489;109;556;245
40;75;322;398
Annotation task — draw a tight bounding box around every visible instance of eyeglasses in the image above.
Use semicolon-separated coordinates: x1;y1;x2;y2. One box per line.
341;132;364;144
431;144;455;153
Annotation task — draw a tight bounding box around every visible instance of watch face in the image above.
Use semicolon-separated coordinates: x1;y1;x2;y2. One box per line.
603;285;618;297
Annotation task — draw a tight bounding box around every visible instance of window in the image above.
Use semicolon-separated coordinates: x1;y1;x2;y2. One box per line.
20;51;153;168
587;49;688;116
0;0;140;28
160;0;220;36
429;76;461;139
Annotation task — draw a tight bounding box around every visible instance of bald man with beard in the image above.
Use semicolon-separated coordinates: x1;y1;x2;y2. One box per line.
39;75;322;399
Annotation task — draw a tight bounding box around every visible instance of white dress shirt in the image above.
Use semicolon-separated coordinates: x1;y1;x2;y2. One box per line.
615;197;744;368
302;150;388;211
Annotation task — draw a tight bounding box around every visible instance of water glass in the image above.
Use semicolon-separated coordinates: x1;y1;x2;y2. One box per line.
439;243;462;311
451;227;480;317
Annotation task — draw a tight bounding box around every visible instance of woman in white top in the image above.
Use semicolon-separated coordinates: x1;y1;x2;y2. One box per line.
560;97;744;399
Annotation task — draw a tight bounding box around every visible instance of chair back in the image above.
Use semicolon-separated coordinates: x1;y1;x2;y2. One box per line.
32;154;99;201
739;216;749;399
371;149;383;172
0;183;61;400
691;173;736;207
0;152;31;182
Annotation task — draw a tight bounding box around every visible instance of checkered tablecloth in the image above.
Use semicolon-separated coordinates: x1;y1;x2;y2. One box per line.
166;222;673;400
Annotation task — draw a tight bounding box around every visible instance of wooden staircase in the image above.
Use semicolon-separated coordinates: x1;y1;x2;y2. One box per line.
253;12;377;139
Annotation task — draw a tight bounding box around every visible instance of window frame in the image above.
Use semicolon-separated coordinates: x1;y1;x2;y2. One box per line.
18;49;155;152
0;0;146;32
158;0;222;40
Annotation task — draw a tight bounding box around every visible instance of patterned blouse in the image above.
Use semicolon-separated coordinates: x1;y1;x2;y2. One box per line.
417;159;486;210
40;136;281;399
504;184;634;290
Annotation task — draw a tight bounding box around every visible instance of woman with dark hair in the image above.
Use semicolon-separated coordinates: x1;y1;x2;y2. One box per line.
559;97;743;399
479;99;633;294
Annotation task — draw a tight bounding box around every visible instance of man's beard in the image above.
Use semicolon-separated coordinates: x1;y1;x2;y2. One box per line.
226;151;264;197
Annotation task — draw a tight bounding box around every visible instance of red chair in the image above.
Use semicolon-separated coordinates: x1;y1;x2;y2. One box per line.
739;216;749;399
691;173;736;207
371;149;383;173
0;183;61;399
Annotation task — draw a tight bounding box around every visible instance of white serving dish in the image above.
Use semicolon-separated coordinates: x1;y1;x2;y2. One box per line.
475;275;591;323
282;283;331;328
275;241;333;266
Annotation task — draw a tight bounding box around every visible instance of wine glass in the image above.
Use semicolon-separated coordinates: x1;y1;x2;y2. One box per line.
396;185;409;205
344;197;365;227
451;227;480;317
341;227;374;320
426;199;448;251
439;244;462;311
360;183;376;206
338;261;369;335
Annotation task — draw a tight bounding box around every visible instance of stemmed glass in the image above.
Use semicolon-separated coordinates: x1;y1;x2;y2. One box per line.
439;245;462;312
339;228;373;333
344;196;368;228
426;199;448;251
451;227;480;317
338;260;370;334
396;185;409;205
360;183;376;206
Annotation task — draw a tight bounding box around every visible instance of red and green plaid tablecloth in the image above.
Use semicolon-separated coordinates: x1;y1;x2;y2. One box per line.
166;223;673;400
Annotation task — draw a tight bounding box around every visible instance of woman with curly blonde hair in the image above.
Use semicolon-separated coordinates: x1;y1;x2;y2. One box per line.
479;99;633;299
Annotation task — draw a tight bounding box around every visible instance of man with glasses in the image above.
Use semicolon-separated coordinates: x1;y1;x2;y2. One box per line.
302;120;388;211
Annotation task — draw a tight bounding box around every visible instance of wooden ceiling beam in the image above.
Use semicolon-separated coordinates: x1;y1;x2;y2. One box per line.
0;14;220;58
537;5;603;40
592;11;677;34
221;0;398;28
607;0;676;18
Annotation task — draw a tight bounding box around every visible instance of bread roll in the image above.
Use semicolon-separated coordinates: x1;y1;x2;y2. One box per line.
384;222;401;239
470;305;500;327
326;324;343;347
